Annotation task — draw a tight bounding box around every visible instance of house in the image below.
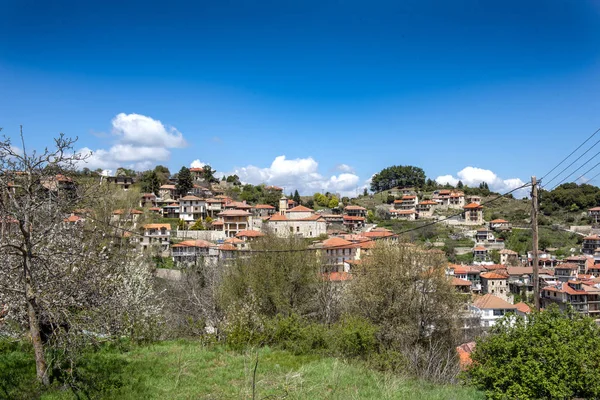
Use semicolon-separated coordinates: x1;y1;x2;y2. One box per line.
205;198;225;218
179;195;206;224
111;209;143;224
224;201;253;212
389;209;416;220
514;302;531;317
394;195;418;211
235;230;265;241
321;214;345;225
589;207;600;223
527;251;558;268
499;249;519;265
465;195;482;204
506;266;533;297
253;204;276;218
41;174;76;192
106;175;134;190
475;228;494;242
463;203;484;225
473;246;489;262
582;234;600;255
277;195;298;214
450;264;483;292
470;294;517;328
489;219;512;231
321;237;359;273
416;200;437;218
361;227;397;242
480;271;510;301
140;193;158;208
343;215;365;231
389;187;415;197
171;239;214;265
190;167;205;181
159;184;177;200
263;210;327;238
564;255;593;274
451;277;473;293
541;280;590;315
217;209;252;238
433;190;465;209
140;223;171;253
162;202;180;219
554;263;579;282
344;205;367;218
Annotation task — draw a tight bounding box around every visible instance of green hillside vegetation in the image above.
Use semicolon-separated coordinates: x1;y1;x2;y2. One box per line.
2;340;482;400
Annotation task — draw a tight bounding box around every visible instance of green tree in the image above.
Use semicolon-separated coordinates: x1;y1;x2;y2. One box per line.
366;210;375;223
201;165;218;183
153;165;171;184
362;188;368;197
467;306;600;399
328;196;339;209
370;165;426;192
140;170;161;195
176;167;193;197
313;193;329;207
190;218;205;230
116;167;136;177
457;180;464;189
293;189;301;205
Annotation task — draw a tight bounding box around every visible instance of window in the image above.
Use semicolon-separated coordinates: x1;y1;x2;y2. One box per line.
493;309;504;316
296;226;300;232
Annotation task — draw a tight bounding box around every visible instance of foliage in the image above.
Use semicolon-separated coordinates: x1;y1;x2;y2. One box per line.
0;340;40;399
2;340;484;399
153;165;170;184
219;235;321;318
370;165;426;192
201;164;218;183
328;196;339;209
116;167;136;177
140;170;161;195
540;183;600;216
293;189;301;205
346;242;463;382
176;166;193;197
466;306;600;399
189;218;206;230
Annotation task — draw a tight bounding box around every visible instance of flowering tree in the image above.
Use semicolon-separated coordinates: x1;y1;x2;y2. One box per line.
0;128;161;385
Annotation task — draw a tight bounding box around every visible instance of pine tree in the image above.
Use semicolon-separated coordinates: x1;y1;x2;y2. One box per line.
457;180;464;189
140;170;161;195
176;167;193;197
293;189;301;205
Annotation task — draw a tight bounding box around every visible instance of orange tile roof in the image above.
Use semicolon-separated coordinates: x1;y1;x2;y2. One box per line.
473;294;517;309
473;246;487;251
480;272;508;279
218;244;237;251
583;234;600;240
236;230;265;238
218;209;252;217
143;223;171;230
506;266;533;275
499;249;518;255
226;201;252;209
172;239;213;248
224;237;244;244
362;231;394;238
451;277;472;286
556;263;578;270
254;204;276;209
490;219;509;223
463;202;483;209
288;205;314;212
268;214;288;221
457;342;476;370
344;205;366;210
419;200;437;205
323;272;353;281
515;302;531;314
160;184;176;190
589;207;600;211
180;195;203;201
113;209;143;215
401;195;416;199
211;220;224;225
322;237;356;249
189;167;204;172
343;216;365;221
390;209;415;214
63;214;82;223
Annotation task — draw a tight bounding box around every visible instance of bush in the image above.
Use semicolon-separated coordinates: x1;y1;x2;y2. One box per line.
331;315;378;358
0;339;40;399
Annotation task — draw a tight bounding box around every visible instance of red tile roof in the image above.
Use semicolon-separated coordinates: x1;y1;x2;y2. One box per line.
172;239;213;248
344;205;366;211
63;214;82;223
464;202;483;210
556;263;579;270
287;205;314;212
480;272;508;279
343;216;365;221
218;209;252;217
451;277;472;286
143;223;171;230
515;302;531;314
323;272;353;281
473;246;487;251
322;237;356;249
473;294;517;309
180;195;203;201
218;244;237;251
490;219;509;223
236;230;265;238
268;214;288;221
254;204;276;209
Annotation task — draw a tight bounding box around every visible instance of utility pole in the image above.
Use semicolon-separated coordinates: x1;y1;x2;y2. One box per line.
531;176;540;311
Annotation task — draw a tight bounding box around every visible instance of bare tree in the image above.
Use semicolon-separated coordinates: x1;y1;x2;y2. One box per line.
0;128;161;385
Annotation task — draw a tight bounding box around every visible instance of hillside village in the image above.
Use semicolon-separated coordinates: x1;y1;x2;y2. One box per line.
55;165;600;331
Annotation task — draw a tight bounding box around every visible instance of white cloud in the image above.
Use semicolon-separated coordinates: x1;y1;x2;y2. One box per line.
111;113;187;148
229;155;361;197
190;159;207;168
77;113;186;172
435;166;527;197
335;163;355;173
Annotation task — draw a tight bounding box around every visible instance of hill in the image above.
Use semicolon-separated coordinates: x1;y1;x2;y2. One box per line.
37;341;482;399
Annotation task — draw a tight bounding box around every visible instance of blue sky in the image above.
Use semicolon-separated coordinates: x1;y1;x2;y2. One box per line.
1;0;600;196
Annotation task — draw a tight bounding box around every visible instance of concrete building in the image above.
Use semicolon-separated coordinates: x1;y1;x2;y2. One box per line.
499;249;519;265
179;195;206;224
140;223;171;254
480;272;510;301
217;209;252;238
470;294;517;328
463;203;484;225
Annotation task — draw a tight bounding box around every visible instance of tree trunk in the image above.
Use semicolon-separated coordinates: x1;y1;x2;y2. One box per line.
26;292;49;385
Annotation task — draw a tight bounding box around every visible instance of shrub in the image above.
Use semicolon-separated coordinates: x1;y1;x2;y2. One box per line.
331;315;378;358
0;339;39;399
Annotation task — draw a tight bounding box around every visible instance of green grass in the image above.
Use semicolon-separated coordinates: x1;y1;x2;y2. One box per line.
41;341;482;400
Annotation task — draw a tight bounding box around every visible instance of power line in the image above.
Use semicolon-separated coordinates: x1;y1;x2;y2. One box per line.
551;160;600;191
540;127;600;185
546;148;600;190
86;182;531;254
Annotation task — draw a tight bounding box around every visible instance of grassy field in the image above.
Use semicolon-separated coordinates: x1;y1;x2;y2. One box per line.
40;341;483;400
